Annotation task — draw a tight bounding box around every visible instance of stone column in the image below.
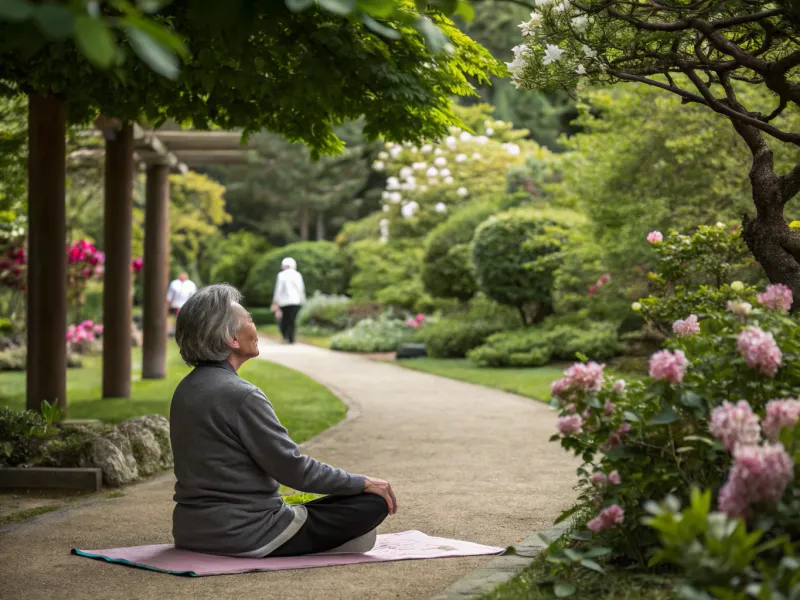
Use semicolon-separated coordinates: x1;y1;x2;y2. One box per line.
102;122;134;398
26;94;67;412
142;163;170;379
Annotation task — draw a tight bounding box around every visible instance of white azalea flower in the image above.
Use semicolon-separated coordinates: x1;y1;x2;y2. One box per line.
440;168;451;177
388;191;402;203
460;132;473;142
400;166;413;179
434;157;448;167
485;127;494;136
542;44;564;65
434;148;444;156
576;64;587;75
455;154;467;163
457;187;469;197
476;136;488;145
412;162;427;171
505;57;525;77
426;167;439;177
401;201;419;219
444;176;454;184
389;146;402;158
572;15;588;31
386;176;400;190
372;160;385;171
445;136;457;148
518;20;534;37
582;44;598;59
421;144;433;153
379;218;389;227
502;143;521;156
378;151;389;160
434;202;448;214
512;44;531;58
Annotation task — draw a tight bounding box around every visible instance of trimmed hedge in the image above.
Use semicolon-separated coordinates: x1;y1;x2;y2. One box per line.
422;201;500;302
209;231;271;289
467;322;619;367
329;316;415;353
419;318;508;358
243;241;349;307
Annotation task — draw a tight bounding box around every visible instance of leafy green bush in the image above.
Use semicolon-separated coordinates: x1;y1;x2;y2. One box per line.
330;316;415;353
422;201;500;302
346;240;421;301
0;407;49;467
243;241;348;307
297;292;352;331
208;231;271;289
419;319;508;359
249;307;276;326
471;207;586;325
468;321;619;367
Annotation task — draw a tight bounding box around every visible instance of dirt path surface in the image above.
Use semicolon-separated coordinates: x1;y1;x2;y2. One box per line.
0;340;576;600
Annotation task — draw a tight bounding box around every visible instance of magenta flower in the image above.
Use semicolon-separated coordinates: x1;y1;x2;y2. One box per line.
672;314;700;337
757;284;793;312
762;399;800;442
737;327;782;376
557;414;583;436
93;324;104;336
589;472;608;486
587;504;625;533
718;443;794;517
415;314;426;324
649;349;689;383
131;258;144;274
647;231;663;244
608;471;621;485
710;401;761;451
727;301;753;318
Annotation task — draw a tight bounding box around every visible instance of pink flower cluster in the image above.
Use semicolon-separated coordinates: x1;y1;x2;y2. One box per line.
551;362;606;399
649;350;688;383
603;399;616;416
0;246;26;290
763;398;800;442
647;231;663;244
589;471;621;486
737;326;782;376
588;273;611;297
67;240;105;280
557;414;583;436
66;320;102;345
672;314;700;337
602;422;632;452
131;258;143;274
587;504;625;533
757;284;793;312
612;379;626;393
406;314;426;329
718;443;794;517
709;400;761;451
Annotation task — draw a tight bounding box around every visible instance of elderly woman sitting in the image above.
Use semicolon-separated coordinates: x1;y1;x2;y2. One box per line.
170;284;396;557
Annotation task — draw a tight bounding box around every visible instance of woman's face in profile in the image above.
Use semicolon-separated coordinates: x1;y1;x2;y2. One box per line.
232;304;260;360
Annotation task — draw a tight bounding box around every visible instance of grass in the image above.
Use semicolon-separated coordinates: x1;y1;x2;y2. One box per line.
258;324;333;350
0;505;61;525
397;358;564;402
481;555;678;600
0;344;345;443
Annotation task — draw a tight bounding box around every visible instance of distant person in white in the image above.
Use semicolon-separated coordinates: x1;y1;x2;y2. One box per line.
167;273;198;316
271;258;306;344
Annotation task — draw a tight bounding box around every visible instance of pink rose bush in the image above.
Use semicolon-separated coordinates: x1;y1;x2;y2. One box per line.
648;349;688;383
709;401;761;451
736;326;782;376
762;399;800;442
672;314;700;337
66;320;103;354
718;443;794;518
587;505;624;533
557;414;583;436
757;284;792;312
405;314;426;329
647;231;663;244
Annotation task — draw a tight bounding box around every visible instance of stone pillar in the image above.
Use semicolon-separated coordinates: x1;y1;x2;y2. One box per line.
26;94;67;412
102;122;134;398
142;163;170;379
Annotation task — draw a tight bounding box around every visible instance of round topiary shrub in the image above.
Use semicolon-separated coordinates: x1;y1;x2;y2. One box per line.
470;208;586;325
422;201;500;302
208;231;271;289
243;241;349;307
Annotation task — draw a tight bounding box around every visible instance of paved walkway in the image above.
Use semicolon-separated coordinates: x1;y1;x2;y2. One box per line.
0;341;577;600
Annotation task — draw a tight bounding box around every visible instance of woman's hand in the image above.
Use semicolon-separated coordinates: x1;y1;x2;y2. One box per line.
364;476;397;515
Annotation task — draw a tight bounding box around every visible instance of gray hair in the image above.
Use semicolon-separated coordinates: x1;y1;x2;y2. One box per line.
175;284;246;366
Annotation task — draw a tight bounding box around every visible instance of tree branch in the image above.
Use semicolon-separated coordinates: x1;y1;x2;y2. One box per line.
782;165;800;204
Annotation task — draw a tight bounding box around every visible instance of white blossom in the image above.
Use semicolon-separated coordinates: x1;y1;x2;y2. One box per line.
457;187;469;197
440;168;451;177
485;127;494;136
576;64;587;75
421;144;433;153
449;126;462;135
444;176;454;184
445;136;457;148
571;15;588;31
378;151;389;160
388;191;402;204
401;201;419;219
412;161;427;171
543;44;564;65
385;142;395;149
434;148;444;156
409;146;418;153
475;136;488;145
420;185;429;192
389;146;402;158
552;0;568;13
386;176;401;190
518;11;542;36
716;221;726;228
511;78;523;89
455;154;467;163
382;205;390;212
582;44;598;59
426;167;439;177
472;153;482;160
504;57;525;77
434;202;448;214
434;156;448;167
381;191;391;201
460;131;473;142
399;166;413;179
428;178;439;186
502;143;521;156
535;0;556;6
372;160;385;171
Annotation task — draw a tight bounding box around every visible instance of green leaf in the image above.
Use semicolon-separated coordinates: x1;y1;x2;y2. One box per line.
122;14;188;58
554;582;577;598
580;559;605;574
583;547;611;558
647;405;680;425
355;0;394;17
680;391;703;409
33;4;74;38
318;0;357;16
136;0;170;13
285;0;315;12
126;27;179;79
564;548;582;561
622;410;640;422
74;16;117;68
0;0;33;21
361;14;401;39
414;16;448;53
453;0;474;21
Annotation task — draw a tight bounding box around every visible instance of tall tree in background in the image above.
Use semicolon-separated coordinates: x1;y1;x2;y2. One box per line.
512;0;800;304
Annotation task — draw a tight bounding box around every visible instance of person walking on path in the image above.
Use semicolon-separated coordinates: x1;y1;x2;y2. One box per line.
271;257;306;344
172;284;396;558
166;272;198;316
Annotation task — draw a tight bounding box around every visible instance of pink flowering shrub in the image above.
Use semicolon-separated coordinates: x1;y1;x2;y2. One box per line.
709;401;761;451
66;320;102;354
762;399;800;442
587;505;624;533
672;314;700;337
757;283;793;312
647;231;663;244
648;349;688;383
736;326;782;376
717;443;794;518
556;415;583;436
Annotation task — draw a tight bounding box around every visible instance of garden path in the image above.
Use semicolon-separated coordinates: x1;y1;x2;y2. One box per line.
0;339;577;600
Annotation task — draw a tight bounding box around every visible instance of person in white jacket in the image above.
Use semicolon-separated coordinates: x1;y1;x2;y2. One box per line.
271;257;306;344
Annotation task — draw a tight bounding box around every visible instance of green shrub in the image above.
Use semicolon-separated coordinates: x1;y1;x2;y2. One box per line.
297;293;352;331
75;281;103;324
208;231;271;289
0;407;49;467
243;241;348;307
471;207;586;325
420;319;508;358
468;321;619;367
346;240;421;302
249;307;276;326
335;212;383;247
422;201;500;302
330;316;414;353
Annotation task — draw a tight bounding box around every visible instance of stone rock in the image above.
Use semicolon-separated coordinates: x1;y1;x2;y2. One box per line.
87;430;139;486
117;420;162;476
122;415;173;469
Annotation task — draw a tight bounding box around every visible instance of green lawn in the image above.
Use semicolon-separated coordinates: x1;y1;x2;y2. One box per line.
397;358;564;402
258;325;333;350
0;344;345;444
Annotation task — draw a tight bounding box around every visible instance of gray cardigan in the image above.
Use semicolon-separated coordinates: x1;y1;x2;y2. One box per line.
170;361;364;556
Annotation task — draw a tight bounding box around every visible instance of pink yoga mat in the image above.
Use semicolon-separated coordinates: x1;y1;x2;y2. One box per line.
72;530;505;577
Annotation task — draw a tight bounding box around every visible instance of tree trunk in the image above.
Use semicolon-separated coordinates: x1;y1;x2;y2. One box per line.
316;211;326;241
299;207;309;241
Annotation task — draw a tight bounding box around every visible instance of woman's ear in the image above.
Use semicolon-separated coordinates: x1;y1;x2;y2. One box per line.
227;333;241;350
